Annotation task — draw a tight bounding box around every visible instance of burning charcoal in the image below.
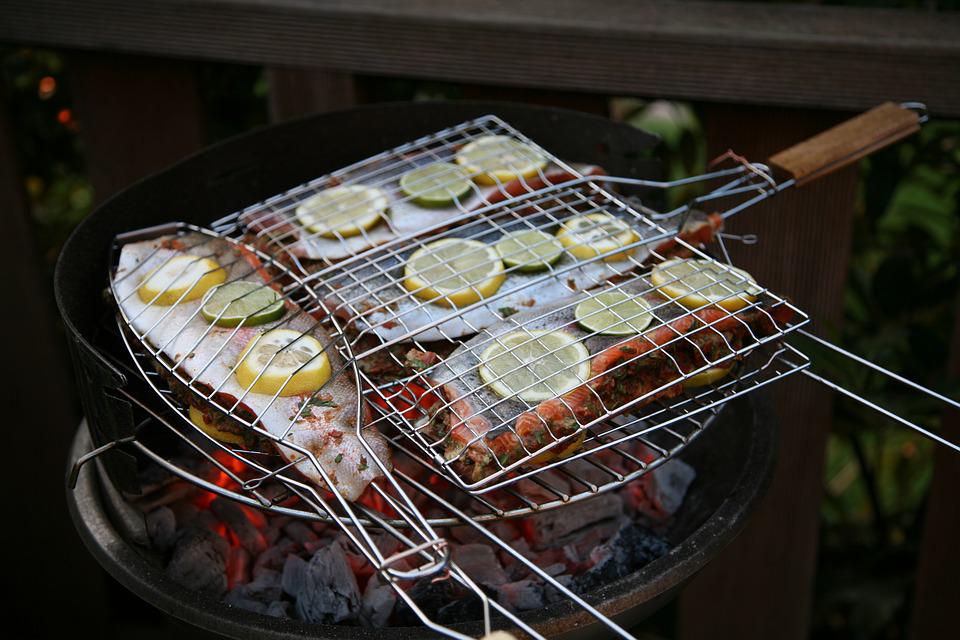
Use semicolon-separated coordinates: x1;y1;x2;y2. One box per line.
448;525;484;545
647;458;695;517
254;537;298;577
572;523;669;594
436;588;489;625
281;554;309;597
283;521;319;546
293;542;362;624
210;497;268;555
227;546;251;589
265;601;290;618
542;562;567;577
165;527;228;596
392;579;452;626
452;544;508;587
526;493;624;547
240;569;283;603
497;579;544;611
543;574;574;604
146;506;177;552
224;588;268;615
360;575;396;628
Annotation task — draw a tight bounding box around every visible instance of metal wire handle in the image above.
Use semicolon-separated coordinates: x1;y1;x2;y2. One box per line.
797;329;960;453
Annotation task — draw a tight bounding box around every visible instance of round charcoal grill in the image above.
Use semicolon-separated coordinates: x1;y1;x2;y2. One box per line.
58;102;779;638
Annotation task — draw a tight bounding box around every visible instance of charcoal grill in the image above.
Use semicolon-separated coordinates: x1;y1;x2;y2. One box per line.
57;100;957;639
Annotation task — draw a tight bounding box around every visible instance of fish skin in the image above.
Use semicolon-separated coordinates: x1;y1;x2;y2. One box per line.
320;209;722;344
240;163;598;263
113;232;391;501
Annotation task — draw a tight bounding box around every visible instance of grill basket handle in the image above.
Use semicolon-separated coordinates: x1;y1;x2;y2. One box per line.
768;102;922;186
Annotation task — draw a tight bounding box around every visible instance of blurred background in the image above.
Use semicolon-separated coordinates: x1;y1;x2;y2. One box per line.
2;0;958;638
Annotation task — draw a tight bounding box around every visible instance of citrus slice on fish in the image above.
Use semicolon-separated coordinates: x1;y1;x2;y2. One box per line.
403;238;505;307
295;184;388;238
235;329;331;397
495;230;564;272
684;363;734;388
651;258;761;312
188;405;248;446
478;329;590;403
201;281;286;327
137;254;227;306
556;213;639;262
575;290;654;336
455;135;548;185
400;162;472;207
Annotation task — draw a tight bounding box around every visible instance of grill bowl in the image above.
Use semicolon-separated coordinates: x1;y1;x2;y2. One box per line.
58;101;776;637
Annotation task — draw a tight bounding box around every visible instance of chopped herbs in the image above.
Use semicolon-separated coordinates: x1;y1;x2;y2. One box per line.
334;453;343;464
498;306;519;317
358;456;368;472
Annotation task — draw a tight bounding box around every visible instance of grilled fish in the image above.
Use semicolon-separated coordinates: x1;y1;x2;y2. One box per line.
112;232;390;501
406;277;794;484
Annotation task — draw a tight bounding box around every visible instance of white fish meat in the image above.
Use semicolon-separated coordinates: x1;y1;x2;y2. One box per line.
112;231;390;501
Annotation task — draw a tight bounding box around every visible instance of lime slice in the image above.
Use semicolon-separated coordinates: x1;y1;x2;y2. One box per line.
478;330;590;403
556;213;639;262
201;281;285;327
455;135;548;186
138;255;227;306
400;163;472;207
651;258;761;312
403;238;505;307
295;185;388;238
495;230;564;272
235;329;331;397
575;291;654;336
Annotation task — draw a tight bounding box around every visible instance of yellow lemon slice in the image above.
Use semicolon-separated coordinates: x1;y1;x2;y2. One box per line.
403;238;505;308
684;364;734;388
478;330;590;403
188;405;248;446
295;184;388;238
138;254;227;306
556;213;639;262
531;430;587;465
651;258;761;312
235;329;330;397
454;135;548;186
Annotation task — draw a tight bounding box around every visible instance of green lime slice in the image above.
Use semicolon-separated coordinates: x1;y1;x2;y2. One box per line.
495;230;565;272
201;281;286;327
478;330;590;403
575;290;653;336
400;163;472;207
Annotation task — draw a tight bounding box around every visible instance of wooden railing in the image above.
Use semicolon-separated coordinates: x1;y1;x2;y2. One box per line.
2;1;958;638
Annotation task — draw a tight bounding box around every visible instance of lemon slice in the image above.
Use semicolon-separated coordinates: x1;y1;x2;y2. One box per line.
651;258;761;312
685;364;733;388
403;238;505;307
188;405;248;446
495;230;564;272
531;430;587;465
575;291;654;336
478;330;590;403
400;163;472;207
455;135;548;186
556;213;639;262
295;185;388;238
201;281;286;327
235;329;330;397
138;255;227;306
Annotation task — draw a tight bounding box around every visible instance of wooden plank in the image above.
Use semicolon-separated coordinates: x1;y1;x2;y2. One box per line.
908;300;960;639
70;52;205;201
266;68;358;122
1;0;958;115
677;104;860;640
1;81;106;636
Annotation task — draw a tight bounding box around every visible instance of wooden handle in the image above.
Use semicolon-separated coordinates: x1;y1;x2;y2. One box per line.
768;102;920;186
